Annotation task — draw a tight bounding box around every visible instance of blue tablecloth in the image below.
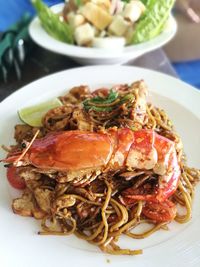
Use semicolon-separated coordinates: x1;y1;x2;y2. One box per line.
0;0;63;31
173;61;200;89
1;0;200;90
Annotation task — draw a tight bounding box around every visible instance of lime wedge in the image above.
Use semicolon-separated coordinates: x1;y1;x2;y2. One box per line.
18;98;63;127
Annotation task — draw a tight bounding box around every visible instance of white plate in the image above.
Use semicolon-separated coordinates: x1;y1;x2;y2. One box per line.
29;4;177;65
0;66;200;267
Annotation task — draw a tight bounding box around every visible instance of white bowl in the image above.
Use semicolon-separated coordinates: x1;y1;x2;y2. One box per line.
29;3;177;65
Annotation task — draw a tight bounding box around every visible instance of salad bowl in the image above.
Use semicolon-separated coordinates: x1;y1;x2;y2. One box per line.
29;3;177;65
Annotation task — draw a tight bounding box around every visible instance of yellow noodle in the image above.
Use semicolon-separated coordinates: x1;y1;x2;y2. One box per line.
109;198;129;232
75;222;105;241
146;105;157;129
100;245;142;255
175;181;192;223
110;201;143;237
7;83;200;256
64;194;102;206
39;216;76;236
94;180;112;246
181;172;195;200
126;222;167;239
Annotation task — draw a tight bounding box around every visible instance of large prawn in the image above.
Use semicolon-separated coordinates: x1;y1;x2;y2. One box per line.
2;128;180;203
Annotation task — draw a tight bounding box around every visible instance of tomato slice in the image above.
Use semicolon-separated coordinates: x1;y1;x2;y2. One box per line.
6;166;26;190
142;200;177;222
121;178;159;203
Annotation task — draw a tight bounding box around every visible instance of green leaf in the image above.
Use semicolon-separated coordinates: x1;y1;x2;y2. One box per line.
83;89;135;113
83;90;120;112
32;0;74;44
74;0;82;7
119;94;135;104
90;90;118;104
85;106;114;112
83;90;118;110
139;0;150;5
132;0;175;44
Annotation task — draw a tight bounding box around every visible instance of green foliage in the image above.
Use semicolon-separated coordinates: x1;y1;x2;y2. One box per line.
32;0;74;44
83;90;119;112
83;90;134;112
132;0;175;44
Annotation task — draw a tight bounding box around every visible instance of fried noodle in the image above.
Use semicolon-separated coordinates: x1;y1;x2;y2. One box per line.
3;81;200;255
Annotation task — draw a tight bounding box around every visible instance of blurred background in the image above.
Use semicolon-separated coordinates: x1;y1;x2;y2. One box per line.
0;0;200;88
164;0;200;89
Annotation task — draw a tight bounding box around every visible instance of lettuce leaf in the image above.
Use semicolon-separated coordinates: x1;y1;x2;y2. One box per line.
132;0;175;44
32;0;74;44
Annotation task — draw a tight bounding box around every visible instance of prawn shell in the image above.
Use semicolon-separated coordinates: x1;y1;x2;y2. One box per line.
28;131;113;171
126;130;157;170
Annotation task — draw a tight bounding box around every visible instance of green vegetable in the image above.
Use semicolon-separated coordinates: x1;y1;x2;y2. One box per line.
89;90;118;104
32;0;74;44
119;94;135;104
83;90;134;112
123;0;149;5
140;0;150;5
132;0;175;44
75;0;82;7
83;90;119;111
85;106;114;112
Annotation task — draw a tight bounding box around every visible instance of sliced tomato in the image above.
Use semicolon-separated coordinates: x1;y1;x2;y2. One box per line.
7;166;26;190
121;179;159;203
142;200;177;222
